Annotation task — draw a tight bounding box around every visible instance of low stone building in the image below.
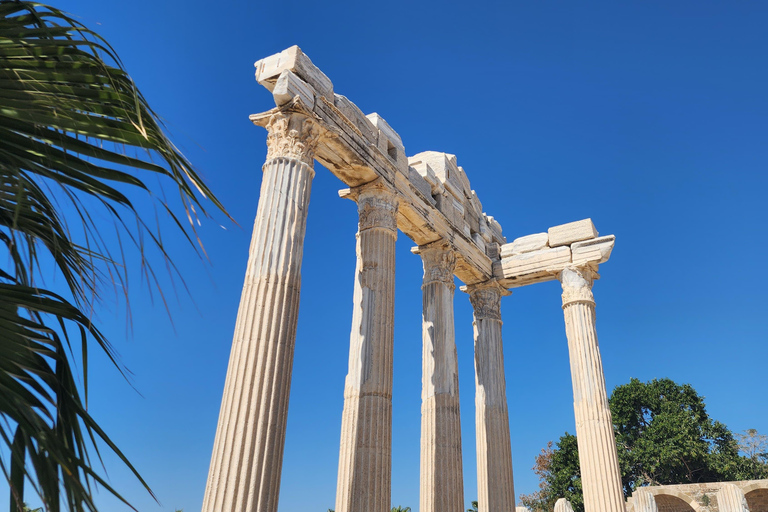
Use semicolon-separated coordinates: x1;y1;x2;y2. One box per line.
626;480;768;512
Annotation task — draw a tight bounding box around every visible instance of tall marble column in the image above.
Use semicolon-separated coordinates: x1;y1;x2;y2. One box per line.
466;281;515;512
336;181;399;512
718;483;749;512
558;266;625;512
202;113;319;512
416;242;464;512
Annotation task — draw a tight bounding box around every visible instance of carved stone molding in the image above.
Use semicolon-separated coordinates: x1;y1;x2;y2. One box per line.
356;184;398;232
265;112;320;166
559;266;595;307
418;242;456;287
465;280;511;321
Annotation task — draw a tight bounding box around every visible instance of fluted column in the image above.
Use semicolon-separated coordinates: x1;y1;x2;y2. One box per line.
559;266;625;512
335;181;398;512
466;280;515;512
202;113;319;512
555;498;576;512
633;491;658;512
718;483;750;512
416;242;464;512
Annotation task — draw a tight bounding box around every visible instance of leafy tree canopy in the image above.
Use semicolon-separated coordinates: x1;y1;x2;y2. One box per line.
520;378;767;512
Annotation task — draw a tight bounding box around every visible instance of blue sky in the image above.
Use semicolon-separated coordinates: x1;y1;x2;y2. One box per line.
4;1;768;511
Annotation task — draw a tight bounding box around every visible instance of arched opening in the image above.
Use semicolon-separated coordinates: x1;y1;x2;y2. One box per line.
654;494;696;512
746;488;768;512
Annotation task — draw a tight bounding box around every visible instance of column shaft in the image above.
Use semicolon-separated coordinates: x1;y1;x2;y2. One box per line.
336;184;398;512
468;282;515;512
418;244;464;512
202;113;318;512
559;267;625;512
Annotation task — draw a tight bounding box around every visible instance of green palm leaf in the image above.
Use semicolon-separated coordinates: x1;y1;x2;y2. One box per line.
0;2;230;511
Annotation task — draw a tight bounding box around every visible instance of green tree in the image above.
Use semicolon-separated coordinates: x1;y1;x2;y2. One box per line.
525;378;756;512
611;378;745;490
0;2;228;511
391;507;411;512
467;500;478;512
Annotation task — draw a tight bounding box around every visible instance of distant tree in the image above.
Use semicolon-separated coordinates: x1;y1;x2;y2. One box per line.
525;378;754;512
520;441;557;512
391;506;411;512
467;500;478;512
736;429;768;480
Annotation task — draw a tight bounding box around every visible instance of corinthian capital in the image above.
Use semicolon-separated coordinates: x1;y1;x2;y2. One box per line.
339;180;399;232
465;280;511;321
265;112;320;166
558;266;596;307
416;242;456;287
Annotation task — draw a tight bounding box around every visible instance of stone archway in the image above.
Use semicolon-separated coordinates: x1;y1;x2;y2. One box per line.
746;488;768;512
655;493;697;512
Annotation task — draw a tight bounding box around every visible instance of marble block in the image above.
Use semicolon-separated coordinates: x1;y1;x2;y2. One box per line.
570;235;615;266
273;69;314;108
501;246;571;277
500;232;549;258
548;219;597;247
255;45;333;99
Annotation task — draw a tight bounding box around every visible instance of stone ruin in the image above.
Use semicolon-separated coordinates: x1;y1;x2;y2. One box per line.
627;480;768;512
200;46;623;512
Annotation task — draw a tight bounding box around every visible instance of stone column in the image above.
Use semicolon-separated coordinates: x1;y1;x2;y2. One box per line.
633;491;659;512
555;498;576;512
335;181;398;512
415;242;464;512
558;266;625;512
718;483;750;512
466;281;515;512
202;113;319;512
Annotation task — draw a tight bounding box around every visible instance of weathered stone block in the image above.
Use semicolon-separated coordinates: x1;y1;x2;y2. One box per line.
272;69;314;108
366;113;404;150
571;235;615;266
485;215;505;244
548;218;598;247
500;232;549;258
469;191;483;217
500;246;571;277
465;208;481;234
255;45;333;99
411;151;469;201
408;166;435;204
472;232;487;253
333;94;377;145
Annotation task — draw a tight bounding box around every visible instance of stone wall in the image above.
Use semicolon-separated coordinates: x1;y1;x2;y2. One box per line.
627;480;768;512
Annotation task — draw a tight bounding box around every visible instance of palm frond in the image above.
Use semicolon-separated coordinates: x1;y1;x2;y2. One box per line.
0;1;231;510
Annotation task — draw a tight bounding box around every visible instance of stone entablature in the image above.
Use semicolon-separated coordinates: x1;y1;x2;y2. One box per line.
627;480;768;512
252;46;503;285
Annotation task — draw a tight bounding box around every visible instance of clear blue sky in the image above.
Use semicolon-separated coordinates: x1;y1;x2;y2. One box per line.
5;1;768;511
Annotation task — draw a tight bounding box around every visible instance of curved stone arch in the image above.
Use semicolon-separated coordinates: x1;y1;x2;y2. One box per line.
652;489;705;512
741;480;768;495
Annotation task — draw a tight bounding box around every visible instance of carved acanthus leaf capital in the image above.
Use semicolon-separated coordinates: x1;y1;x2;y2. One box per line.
353;182;398;232
417;242;456;286
559;266;596;307
265;112;320;166
465;280;511;321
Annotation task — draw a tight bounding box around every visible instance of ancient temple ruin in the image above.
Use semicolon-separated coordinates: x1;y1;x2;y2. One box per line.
201;46;621;512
